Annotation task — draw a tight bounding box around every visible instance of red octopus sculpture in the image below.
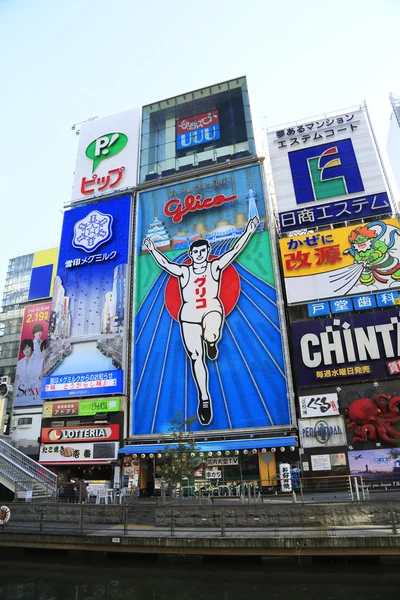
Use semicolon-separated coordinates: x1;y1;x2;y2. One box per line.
346;394;400;444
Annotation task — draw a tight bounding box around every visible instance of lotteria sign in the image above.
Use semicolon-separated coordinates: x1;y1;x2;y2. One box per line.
176;110;220;149
41;424;119;443
42;397;121;418
292;308;400;387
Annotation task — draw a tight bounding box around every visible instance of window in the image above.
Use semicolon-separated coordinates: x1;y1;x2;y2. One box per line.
18;417;32;426
140;77;255;182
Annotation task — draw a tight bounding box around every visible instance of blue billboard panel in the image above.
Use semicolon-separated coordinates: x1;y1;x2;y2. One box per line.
307;301;330;317
352;294;377;311
376;290;399;307
330;297;353;314
41;196;131;399
133;165;290;434
279;192;391;233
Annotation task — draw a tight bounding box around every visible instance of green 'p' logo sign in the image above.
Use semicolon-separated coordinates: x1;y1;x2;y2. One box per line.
86;132;128;172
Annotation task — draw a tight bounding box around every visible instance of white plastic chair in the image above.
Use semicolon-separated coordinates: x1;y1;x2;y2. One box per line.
119;488;130;504
87;486;98;503
96;488;108;504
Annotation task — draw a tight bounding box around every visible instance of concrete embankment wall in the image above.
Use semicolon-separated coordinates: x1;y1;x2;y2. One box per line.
155;502;397;528
4;500;398;527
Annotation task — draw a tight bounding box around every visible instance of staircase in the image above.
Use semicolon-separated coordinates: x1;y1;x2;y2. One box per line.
0;438;57;501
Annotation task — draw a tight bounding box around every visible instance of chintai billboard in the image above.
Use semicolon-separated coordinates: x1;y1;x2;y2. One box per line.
41;195;131;399
292;308;400;387
279;218;400;304
132;164;291;434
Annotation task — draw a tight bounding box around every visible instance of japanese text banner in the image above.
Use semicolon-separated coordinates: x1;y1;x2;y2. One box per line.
279;218;400;303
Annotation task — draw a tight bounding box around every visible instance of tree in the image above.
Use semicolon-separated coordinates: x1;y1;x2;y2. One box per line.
155;412;200;498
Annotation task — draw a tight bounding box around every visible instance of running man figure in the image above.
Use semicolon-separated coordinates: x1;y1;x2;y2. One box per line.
143;216;260;426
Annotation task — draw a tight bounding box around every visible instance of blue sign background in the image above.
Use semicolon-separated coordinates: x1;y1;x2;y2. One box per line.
41;195;131;399
279;192;391;232
289;138;364;205
133;165;290;435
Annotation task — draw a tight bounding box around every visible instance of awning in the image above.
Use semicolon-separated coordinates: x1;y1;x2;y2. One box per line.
120;436;297;454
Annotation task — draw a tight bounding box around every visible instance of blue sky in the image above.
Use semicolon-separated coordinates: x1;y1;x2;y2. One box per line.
0;0;399;295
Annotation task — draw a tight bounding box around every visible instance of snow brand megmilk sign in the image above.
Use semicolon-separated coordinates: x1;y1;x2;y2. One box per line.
292;308;400;387
41;196;131;399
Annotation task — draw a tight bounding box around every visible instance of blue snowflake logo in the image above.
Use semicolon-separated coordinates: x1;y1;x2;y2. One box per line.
72;210;113;253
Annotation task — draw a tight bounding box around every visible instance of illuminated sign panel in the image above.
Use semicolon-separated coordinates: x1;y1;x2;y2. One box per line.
41;196;131;399
14;302;51;407
28;248;59;301
41;424;119;443
268;108;392;232
71;110;140;203
292;308;400;387
132;165;291;435
176;110;220;149
279;218;400;304
140;77;255;182
42;397;121;417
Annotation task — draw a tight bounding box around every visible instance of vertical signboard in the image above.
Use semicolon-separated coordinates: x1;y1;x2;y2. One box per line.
41;196;131;399
133;164;290;434
14;303;51;406
268;108;392;232
27;248;59;301
71;110;140;203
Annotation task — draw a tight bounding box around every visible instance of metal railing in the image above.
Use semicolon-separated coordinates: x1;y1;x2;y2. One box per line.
0;438;57;496
1;498;399;539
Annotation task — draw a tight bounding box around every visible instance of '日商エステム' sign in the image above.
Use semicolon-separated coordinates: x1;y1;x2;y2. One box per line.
268;108;392;232
279;218;400;304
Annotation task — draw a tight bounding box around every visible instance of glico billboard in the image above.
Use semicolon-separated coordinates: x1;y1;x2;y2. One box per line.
268;108;392;233
132;164;291;435
71;110;140;203
140;77;256;183
279;218;400;304
14;302;51;407
41;195;131;399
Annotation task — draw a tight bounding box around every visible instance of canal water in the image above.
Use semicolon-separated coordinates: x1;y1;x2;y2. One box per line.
0;555;399;599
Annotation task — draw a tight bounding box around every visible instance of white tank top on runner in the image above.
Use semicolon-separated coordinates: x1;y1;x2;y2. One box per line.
179;262;223;324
